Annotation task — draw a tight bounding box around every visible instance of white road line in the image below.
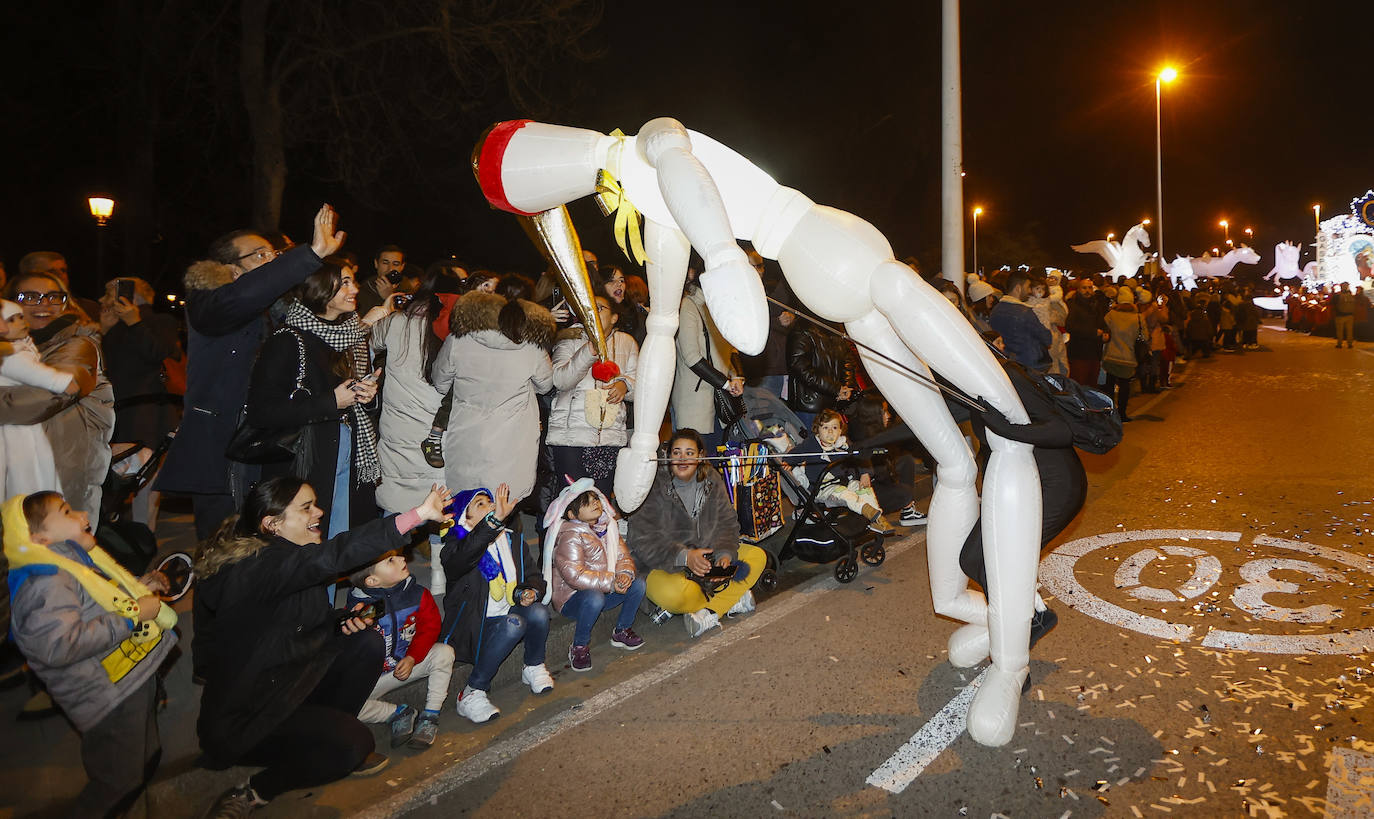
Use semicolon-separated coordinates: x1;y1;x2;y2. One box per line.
357;534;922;818
865;668;987;794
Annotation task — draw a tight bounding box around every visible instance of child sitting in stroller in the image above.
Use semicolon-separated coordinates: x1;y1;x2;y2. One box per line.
789;409;893;534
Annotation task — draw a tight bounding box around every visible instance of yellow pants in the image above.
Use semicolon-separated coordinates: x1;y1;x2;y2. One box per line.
645;543;767;616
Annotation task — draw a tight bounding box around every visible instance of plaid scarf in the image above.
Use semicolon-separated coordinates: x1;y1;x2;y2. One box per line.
284;300;380;486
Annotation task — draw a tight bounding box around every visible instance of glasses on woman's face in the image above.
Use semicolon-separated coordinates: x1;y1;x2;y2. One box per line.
15;291;68;305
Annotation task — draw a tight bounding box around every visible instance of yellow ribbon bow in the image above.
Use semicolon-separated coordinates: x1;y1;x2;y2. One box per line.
594;129;648;266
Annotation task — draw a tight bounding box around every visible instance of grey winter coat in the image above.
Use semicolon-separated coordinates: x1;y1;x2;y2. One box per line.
371;311;445;513
629;464;741;571
9;540;176;732
546;327;638;448
671;287;739;433
431;294;554;502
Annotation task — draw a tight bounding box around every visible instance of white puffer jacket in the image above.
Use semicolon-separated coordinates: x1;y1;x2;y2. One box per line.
545;327;638;448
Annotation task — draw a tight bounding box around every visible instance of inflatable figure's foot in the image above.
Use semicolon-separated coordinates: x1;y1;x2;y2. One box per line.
613;447;656;512
947;624;990;668
967;665;1028;747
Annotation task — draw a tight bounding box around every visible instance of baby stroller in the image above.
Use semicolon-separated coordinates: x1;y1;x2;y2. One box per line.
98;405;194;602
756;446;887;586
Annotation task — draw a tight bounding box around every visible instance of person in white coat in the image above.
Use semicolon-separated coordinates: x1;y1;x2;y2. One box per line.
546;294;638;503
371;277;448;595
671;277;742;452
431;292;554;506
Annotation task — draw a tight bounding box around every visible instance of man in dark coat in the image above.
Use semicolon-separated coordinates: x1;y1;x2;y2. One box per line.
155;205;345;538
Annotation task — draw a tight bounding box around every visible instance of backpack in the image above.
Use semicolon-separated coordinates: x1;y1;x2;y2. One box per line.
983;356;1122;454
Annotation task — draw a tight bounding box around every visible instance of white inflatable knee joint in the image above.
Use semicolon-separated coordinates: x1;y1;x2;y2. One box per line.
636;118;691;165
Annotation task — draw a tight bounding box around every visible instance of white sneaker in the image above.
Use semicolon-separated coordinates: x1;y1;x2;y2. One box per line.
521;664;555;695
725;591;755;618
455;686;499;723
684;608;721;638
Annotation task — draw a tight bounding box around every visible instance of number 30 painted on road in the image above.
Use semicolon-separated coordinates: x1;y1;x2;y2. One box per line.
1039;529;1374;654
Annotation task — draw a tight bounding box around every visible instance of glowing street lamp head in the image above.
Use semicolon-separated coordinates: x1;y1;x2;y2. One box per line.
1141;218;1151;226
1218;219;1228;229
973;206;983;217
1158;66;1178;83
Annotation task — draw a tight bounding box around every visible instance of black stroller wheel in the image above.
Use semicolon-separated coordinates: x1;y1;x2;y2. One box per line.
834;555;858;583
861;541;886;566
155;552;195;602
757;569;778;593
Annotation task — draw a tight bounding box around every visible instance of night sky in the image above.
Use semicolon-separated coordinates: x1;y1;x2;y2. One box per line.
3;0;1371;297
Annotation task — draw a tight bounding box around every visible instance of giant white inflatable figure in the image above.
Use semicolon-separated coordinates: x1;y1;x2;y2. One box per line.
473;118;1042;746
1163;255;1198;290
1265;241;1303;283
1186;245;1261;279
1071;222;1152;282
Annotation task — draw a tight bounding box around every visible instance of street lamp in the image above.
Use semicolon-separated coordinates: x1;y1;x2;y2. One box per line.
1219;219;1229;244
1244;226;1253;243
971;206;984;276
88;196;115;282
1106;232;1115;243
1313;204;1321;232
1155;65;1178;261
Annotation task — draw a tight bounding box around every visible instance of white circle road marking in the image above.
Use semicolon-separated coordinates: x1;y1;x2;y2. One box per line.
1039;529;1374;654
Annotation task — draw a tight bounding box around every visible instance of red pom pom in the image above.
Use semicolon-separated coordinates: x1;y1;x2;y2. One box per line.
591;360;621;382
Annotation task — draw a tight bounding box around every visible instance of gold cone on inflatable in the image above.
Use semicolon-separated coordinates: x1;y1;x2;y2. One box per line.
517;207;619;381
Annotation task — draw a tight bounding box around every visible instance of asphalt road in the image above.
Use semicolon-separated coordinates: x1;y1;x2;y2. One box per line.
387;324;1374;818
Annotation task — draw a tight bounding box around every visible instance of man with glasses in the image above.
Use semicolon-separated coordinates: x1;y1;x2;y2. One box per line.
154;205;346;539
356;244;405;317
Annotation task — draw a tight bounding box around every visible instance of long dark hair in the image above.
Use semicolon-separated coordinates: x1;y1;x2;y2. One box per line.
667;428;712;482
196;477;310;577
402;265;445;384
496;275;536;344
295;259;346;316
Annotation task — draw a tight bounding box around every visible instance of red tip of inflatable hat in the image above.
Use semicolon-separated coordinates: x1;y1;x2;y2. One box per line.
472;120;538;215
591;360;621;382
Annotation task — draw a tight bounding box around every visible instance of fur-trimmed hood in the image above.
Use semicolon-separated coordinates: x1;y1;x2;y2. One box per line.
184;259;237;292
449;292;556;349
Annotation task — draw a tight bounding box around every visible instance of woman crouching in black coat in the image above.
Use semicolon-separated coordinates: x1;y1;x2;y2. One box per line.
193;476;451;817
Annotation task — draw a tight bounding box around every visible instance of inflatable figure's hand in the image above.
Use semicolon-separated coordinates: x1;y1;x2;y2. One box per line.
701;257;769;356
614;444;657;512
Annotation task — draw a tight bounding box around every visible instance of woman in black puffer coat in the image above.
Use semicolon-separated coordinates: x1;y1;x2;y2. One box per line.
246;260;380;537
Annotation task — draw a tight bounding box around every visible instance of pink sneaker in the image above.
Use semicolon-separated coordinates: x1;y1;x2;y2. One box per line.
610;627;644;650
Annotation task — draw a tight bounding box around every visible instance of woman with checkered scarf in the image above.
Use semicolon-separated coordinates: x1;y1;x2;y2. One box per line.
245;259;381;536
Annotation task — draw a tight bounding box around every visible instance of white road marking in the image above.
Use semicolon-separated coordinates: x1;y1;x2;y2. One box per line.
356;534;922;818
866;668;987;794
1040;529;1374;654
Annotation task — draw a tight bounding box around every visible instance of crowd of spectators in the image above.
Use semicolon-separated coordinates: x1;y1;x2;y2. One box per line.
1;205;1345;816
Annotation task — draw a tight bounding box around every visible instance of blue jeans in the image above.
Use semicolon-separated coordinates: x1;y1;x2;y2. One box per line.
328;421;352;538
562;576;646;646
466;603;550;692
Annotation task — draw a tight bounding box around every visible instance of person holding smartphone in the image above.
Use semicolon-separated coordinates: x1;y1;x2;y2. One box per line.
99;277;182;529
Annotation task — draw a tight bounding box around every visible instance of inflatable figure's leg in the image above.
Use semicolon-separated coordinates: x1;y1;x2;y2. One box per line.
845;311;984;628
636;118;768;356
867;261;1042;747
614;220;690;512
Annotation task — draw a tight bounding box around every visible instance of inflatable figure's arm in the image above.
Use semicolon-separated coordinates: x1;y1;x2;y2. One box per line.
636;118;768;356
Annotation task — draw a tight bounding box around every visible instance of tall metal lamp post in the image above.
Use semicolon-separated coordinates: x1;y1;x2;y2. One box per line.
1155;66;1177;261
88;197;114;283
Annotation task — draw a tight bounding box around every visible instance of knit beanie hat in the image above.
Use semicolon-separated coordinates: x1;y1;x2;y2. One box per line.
967;279;1000;303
